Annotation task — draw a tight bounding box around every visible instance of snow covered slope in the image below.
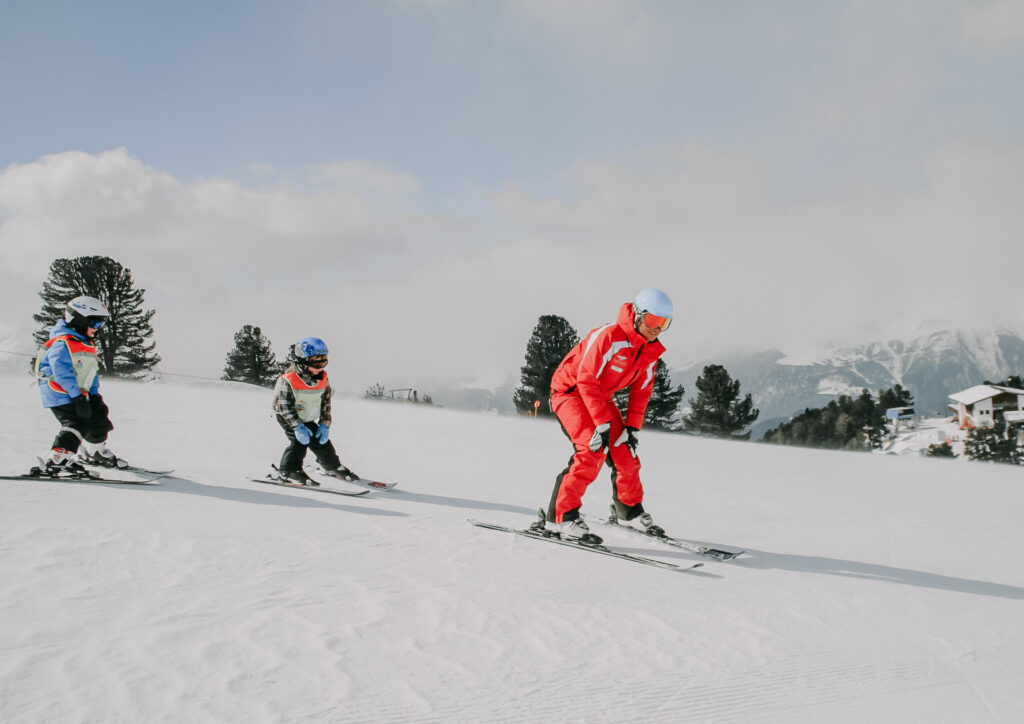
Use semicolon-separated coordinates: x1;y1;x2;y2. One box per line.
2;372;1023;723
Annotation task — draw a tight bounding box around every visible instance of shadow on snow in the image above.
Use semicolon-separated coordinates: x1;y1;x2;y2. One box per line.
731;548;1024;600
151;476;407;518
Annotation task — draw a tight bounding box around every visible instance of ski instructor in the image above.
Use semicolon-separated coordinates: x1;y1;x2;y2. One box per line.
543;288;673;542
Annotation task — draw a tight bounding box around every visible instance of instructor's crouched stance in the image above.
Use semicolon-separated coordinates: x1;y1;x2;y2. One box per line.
543;288;673;541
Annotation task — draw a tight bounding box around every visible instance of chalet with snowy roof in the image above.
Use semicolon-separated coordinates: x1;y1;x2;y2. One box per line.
947;384;1024;429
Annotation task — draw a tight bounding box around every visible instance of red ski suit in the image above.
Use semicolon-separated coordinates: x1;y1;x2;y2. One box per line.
547;302;666;523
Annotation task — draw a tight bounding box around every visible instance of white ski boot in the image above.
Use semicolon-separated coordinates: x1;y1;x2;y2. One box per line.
79;441;130;469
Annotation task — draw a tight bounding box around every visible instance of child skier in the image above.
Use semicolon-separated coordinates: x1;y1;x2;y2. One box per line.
541;288;673;542
35;296;128;474
272;337;358;486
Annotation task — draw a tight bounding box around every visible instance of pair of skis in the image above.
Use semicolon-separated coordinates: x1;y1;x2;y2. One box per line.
469;508;744;573
250;465;396;497
586;505;744;562
0;460;174;485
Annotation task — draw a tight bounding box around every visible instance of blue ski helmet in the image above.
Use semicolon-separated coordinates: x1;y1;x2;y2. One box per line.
633;288;673;331
294;337;329;360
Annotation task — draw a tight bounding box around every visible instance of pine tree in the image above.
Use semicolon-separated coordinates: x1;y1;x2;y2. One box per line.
926;442;956;458
964;418;1023;465
877;384;914;411
33;256;160;375
614;358;685;430
854;388;886;449
683;364;759;439
222;325;281;387
513;315;579;417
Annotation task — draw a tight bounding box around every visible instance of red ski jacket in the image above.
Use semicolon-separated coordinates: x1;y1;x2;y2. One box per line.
549;302;666;430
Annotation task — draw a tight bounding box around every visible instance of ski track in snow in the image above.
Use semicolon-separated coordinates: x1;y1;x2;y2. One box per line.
3;373;1024;723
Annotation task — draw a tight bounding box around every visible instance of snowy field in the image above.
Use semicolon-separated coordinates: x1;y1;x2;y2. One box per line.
2;371;1024;723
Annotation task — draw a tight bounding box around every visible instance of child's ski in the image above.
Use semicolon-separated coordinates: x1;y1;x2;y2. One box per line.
252;470;370;497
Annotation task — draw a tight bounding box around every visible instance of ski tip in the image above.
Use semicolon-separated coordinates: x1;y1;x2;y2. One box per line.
705;550;744;561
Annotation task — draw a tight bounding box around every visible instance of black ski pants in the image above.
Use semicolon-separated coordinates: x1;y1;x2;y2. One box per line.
276;416;342;474
49;394;114;452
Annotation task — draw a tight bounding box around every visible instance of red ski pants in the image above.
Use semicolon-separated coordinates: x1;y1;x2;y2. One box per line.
548;393;643;523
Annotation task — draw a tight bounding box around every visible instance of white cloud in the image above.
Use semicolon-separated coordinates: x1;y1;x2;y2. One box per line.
958;0;1024;52
488;138;1024;357
2;137;1022;392
0;149;482;387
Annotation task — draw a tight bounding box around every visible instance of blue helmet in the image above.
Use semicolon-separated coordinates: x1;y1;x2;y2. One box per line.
294;337;329;360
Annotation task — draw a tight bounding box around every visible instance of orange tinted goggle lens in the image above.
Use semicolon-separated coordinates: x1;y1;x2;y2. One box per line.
643;313;671;331
306;356;328;368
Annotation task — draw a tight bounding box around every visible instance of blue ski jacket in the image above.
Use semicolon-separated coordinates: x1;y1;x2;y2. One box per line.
36;320;101;408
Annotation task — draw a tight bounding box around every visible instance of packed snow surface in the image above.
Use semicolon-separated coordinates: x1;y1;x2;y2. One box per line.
2;372;1023;723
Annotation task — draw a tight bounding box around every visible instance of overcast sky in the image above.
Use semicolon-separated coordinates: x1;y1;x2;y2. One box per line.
2;0;1023;393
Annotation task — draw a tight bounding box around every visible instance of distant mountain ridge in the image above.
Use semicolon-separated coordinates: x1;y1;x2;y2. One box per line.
672;329;1024;439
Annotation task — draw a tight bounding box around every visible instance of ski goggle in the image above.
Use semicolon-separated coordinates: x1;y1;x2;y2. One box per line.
640;312;671;332
304;355;328;368
86;318;105;329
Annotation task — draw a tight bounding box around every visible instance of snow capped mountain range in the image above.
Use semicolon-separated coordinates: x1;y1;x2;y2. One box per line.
673;328;1024;438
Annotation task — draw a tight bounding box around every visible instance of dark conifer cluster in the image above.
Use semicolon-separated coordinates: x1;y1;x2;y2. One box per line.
33;256;160;375
762;385;915;450
222;325;283;388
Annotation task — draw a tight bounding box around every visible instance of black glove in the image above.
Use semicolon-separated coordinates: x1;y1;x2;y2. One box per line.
73;394;92;420
614;426;640;458
588;423;611;453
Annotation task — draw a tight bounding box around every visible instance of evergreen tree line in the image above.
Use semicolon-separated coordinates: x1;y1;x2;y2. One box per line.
761;385;915;450
761;376;1024;465
36;257;1021;457
513;315;759;437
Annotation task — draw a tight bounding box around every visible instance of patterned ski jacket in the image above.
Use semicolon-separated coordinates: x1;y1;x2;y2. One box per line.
35;320;101;408
272;363;333;429
549;302;666;430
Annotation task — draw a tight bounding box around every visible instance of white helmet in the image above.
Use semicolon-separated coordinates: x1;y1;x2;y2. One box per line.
633;288;673;332
65;296;109;333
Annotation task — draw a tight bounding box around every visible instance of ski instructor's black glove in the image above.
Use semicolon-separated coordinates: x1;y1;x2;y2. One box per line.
73;394;92;420
614;426;640;458
588;423;611;453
